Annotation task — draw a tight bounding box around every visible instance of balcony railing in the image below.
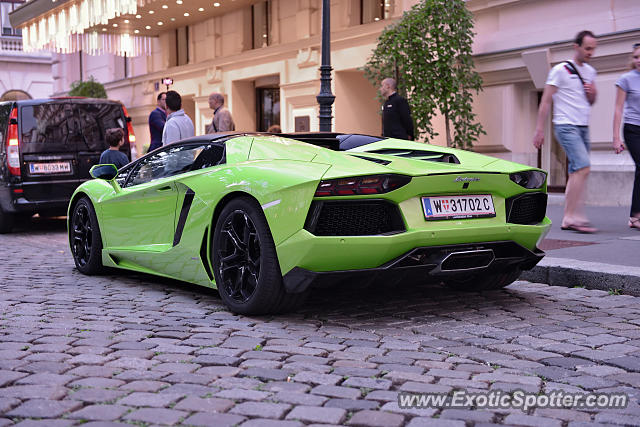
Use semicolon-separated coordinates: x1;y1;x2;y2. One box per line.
0;34;49;57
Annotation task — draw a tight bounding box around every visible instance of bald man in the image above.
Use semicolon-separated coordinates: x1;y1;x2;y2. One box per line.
207;92;235;133
379;78;414;140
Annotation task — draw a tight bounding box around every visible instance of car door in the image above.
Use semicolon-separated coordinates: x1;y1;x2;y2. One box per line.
99;143;210;250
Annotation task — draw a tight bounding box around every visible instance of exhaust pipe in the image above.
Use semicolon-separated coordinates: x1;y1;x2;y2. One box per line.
440;249;495;272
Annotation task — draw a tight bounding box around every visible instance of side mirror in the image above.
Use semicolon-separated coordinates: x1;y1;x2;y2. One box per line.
90;164;118;180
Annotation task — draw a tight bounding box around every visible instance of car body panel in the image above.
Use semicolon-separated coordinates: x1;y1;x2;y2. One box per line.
68;133;551;294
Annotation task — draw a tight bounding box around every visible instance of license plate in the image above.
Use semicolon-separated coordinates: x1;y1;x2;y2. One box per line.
422;195;495;220
29;162;71;174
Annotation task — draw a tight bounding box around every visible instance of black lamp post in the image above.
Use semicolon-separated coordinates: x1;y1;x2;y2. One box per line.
316;0;334;132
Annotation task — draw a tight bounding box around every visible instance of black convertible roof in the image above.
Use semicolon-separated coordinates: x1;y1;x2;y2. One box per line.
176;132;384;151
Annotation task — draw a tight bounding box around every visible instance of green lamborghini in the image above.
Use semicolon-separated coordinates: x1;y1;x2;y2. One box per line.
68;133;551;314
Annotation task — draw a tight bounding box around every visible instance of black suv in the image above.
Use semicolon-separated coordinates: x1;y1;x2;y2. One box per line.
0;98;135;232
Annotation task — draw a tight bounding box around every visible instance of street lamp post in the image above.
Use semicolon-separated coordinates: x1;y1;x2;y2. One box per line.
316;0;334;132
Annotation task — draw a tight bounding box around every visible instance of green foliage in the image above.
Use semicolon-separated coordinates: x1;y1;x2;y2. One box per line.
68;76;107;99
363;0;485;149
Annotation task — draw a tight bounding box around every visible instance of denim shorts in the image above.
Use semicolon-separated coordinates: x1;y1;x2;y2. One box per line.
554;124;591;173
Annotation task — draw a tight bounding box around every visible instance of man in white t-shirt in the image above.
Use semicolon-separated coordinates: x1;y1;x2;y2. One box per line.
533;30;598;233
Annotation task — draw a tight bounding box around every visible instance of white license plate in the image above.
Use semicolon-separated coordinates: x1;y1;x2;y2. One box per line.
422;194;495;220
29;162;71;174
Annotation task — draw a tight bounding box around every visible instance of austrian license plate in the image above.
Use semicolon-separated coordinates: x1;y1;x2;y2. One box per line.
29;162;71;174
422;194;496;220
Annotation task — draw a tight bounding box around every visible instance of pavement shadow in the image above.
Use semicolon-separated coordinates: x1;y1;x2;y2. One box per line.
107;266;518;322
10;214;67;234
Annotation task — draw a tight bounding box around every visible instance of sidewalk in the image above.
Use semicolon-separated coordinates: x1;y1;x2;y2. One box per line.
520;197;640;294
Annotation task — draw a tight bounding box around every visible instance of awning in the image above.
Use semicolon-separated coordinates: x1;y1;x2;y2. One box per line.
9;0;254;56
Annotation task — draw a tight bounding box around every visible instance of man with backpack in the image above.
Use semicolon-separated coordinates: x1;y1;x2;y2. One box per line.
533;30;598;233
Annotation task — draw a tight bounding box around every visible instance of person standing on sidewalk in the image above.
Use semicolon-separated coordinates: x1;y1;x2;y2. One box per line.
379;78;414;141
148;92;166;152
206;92;235;133
162;91;195;146
533;30;598;233
613;42;640;230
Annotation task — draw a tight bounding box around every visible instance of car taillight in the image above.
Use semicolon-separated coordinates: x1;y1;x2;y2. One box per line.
121;105;136;144
315;174;411;197
6;107;20;176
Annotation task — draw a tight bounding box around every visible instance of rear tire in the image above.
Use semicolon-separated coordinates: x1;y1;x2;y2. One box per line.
70;197;104;275
445;268;522;292
0;209;14;234
212;197;299;315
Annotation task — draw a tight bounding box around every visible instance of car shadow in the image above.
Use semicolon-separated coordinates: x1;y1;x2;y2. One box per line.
102;267;521;323
11;214;67;234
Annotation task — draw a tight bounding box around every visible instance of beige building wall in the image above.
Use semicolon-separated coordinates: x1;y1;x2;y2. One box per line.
42;0;639;205
0;42;52;99
61;0;394;154
468;0;640;205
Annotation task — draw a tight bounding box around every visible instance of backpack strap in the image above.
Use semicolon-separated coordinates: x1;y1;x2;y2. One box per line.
563;61;585;86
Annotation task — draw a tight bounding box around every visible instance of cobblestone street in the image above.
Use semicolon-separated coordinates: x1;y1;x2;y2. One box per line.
1;218;639;426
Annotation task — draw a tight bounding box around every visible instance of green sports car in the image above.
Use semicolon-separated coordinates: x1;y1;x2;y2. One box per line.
68;133;551;314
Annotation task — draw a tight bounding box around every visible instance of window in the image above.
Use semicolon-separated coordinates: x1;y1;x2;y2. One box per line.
169;26;190;67
20;104;72;145
1;1;22;36
252;1;270;49
124;143;224;187
361;0;391;24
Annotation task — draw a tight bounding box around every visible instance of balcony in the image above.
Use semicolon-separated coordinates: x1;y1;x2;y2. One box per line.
0;34;49;57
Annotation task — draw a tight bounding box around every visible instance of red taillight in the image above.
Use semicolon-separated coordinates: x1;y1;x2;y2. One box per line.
314;174;411;197
121;105;136;144
6;107;20;176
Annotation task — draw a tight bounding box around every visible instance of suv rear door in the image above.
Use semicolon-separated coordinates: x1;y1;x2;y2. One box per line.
18;100;129;203
19;101;79;202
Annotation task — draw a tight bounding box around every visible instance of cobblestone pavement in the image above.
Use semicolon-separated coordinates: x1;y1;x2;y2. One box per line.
1;218;640;426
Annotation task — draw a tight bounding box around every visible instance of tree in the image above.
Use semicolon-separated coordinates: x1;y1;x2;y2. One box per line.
68;76;107;99
363;0;484;149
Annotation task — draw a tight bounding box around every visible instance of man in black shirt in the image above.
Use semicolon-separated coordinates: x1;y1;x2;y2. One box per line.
380;78;414;140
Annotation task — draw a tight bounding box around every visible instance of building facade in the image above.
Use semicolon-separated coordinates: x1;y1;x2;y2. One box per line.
9;0;640;205
0;0;52;101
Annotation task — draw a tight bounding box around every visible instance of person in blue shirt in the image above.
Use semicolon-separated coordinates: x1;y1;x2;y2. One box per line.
148;92;167;152
99;128;129;169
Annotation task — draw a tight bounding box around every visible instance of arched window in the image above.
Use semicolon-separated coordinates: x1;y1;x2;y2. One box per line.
0;90;32;101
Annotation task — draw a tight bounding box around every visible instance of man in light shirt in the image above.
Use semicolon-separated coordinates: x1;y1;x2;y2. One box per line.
533;30;598;233
162;90;194;145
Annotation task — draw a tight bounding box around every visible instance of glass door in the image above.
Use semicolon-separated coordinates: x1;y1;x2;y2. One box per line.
256;87;280;132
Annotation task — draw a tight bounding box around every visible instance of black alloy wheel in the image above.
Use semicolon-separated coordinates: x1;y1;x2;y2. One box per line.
70;197;104;274
218;209;261;303
212;197;299;315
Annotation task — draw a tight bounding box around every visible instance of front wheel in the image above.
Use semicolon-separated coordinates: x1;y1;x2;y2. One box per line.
212;197;303;315
444;268;522;292
70;197;104;275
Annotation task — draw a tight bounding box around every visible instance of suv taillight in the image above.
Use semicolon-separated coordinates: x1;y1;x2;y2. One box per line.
121;105;136;144
6;107;20;177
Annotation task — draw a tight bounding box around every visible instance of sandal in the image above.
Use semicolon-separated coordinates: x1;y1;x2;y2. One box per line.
630;217;640;230
561;223;598;233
